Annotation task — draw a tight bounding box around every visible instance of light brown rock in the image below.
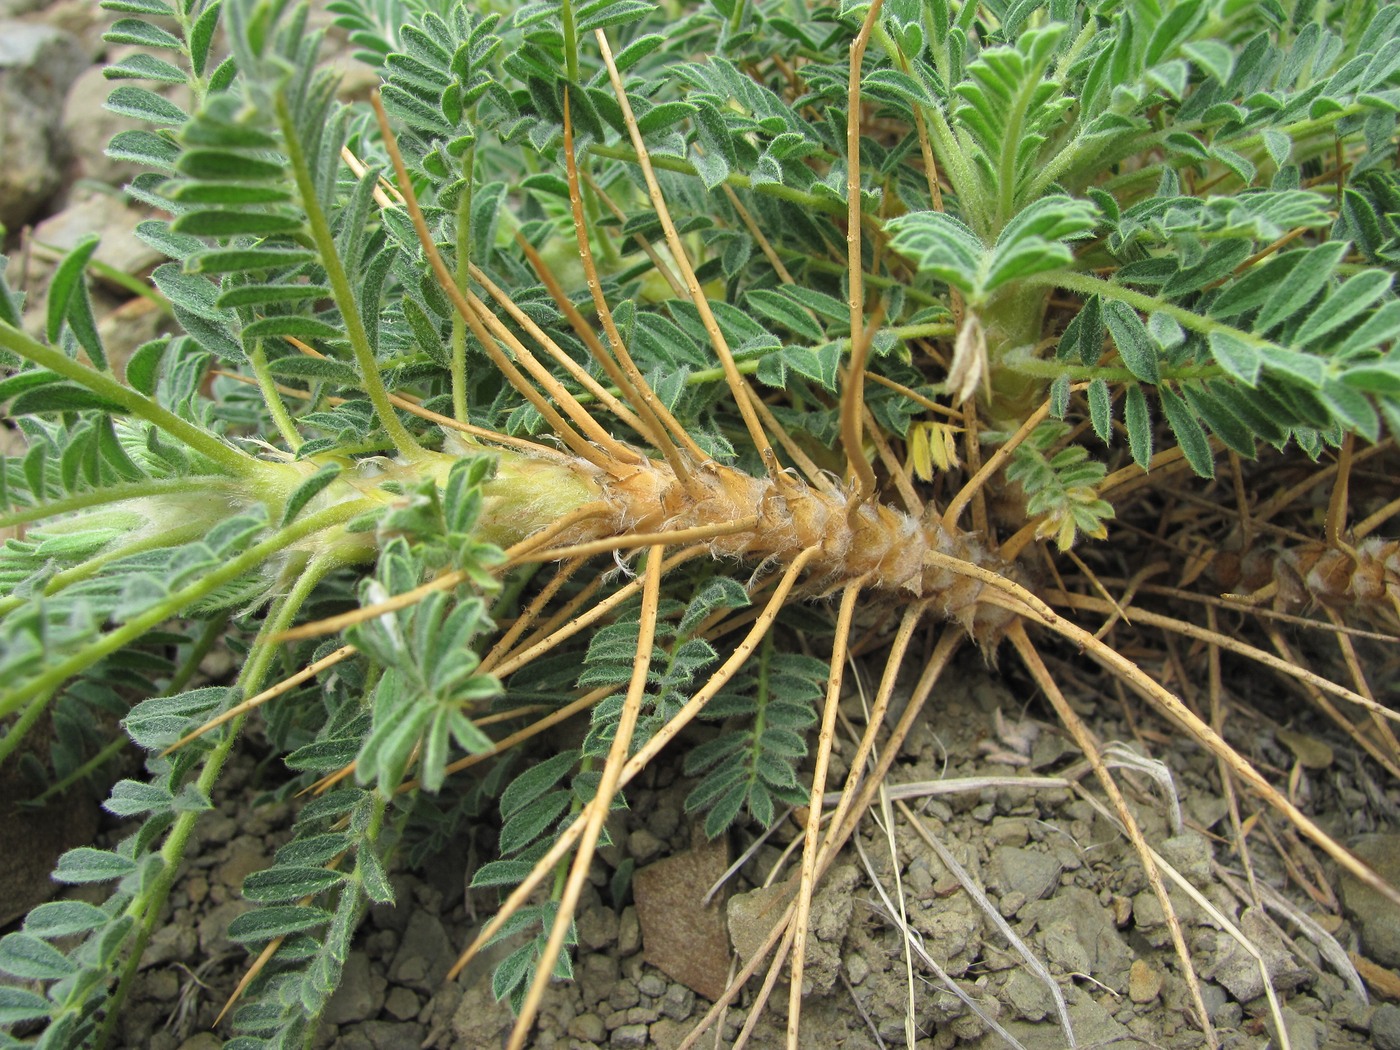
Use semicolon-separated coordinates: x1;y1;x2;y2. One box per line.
633;832;732;1001
1128;959;1162;1003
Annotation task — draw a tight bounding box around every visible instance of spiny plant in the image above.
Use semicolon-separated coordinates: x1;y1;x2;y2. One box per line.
1;0;1399;1047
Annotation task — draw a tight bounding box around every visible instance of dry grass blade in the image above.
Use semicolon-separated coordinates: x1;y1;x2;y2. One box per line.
787;581;862;1049
895;797;1077;1045
447;548;820;982
853;835;1032;1050
505;546;665;1050
1028;608;1400;910
1007;622;1220;1049
561;87;701;477
594;29;775;468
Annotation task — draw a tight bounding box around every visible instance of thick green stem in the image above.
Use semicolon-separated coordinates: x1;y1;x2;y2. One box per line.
0;499;374;717
95;556;335;1050
0;522;208;619
982;283;1054;425
0;477;239;530
275;95;422;459
0;323;256;478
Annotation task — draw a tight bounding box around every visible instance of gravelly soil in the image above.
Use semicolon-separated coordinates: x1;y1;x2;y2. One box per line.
14;649;1389;1050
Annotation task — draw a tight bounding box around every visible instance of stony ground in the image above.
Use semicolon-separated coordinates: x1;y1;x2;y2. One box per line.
3;2;1400;1049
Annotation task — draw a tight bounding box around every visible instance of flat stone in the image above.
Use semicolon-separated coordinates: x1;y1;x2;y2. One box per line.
991;845;1061;903
579;951;620;1007
628;828;664;863
971;991;1129;1050
1275;1007;1326;1050
1159;831;1212;883
216;836;267;892
140;922;197;969
382;985;419;1021
31;191;164;286
568;1012;606;1042
1340;835;1400;969
617;905;641;956
635;833;732;1001
611;1022;649;1047
1204;907;1311;1002
324;951;382;1026
727;876;797;969
387;910;451;993
359;1019;424;1050
1024;887;1133;987
659;983;694;1021
648;1017;689;1050
0;22;87;229
1003;969;1053;1022
197;898;253;957
449;974;513;1047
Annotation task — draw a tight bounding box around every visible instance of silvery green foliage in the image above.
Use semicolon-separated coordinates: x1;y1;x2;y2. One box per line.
1;0;1399;1045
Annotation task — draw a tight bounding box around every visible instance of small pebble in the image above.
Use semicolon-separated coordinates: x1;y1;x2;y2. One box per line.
845;954;870;987
568;1014;606;1042
1128;959;1163;1003
660;984;695;1021
611;1023;650;1048
383;986;419;1021
627;829;664;863
617;906;641;956
608;980;641;1010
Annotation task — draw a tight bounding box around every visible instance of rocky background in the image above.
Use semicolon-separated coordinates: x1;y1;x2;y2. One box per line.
4;2;1400;1049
